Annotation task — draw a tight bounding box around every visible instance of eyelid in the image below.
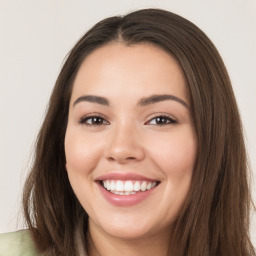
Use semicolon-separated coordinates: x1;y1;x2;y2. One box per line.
145;113;177;125
78;113;109;126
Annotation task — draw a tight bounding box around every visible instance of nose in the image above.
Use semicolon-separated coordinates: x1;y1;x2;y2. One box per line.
104;124;145;164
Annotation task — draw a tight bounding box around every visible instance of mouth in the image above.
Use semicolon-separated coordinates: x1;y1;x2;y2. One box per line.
99;180;160;195
95;173;161;206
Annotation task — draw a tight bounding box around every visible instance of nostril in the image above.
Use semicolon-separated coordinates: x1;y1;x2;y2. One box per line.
106;155;138;163
107;157;114;161
126;157;136;160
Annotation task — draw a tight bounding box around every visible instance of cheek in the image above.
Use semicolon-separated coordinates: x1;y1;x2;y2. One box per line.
148;128;197;218
148;128;197;178
65;128;96;166
65;130;102;175
64;129;104;211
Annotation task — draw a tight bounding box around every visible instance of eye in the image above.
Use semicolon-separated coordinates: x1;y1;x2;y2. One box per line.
145;115;177;126
79;115;109;126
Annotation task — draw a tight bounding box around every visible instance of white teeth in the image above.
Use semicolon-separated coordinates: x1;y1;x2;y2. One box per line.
113;191;137;195
106;180;111;190
116;181;124;191
141;181;147;191
102;180;158;194
133;181;140;191
124;181;133;192
110;181;116;191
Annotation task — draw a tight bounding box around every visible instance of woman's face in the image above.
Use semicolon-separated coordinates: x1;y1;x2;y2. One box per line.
65;43;197;240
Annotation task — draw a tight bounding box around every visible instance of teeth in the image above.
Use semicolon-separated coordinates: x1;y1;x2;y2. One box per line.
141;181;147;191
133;181;140;191
110;181;116;191
102;180;158;194
106;180;111;190
113;191;136;195
124;181;133;192
116;181;124;191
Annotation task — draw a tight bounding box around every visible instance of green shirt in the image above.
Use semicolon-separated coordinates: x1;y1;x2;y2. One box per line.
0;230;39;256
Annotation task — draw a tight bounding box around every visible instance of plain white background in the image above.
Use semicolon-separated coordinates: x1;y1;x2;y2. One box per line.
0;0;255;247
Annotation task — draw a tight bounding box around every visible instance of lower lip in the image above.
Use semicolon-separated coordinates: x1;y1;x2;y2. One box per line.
97;182;157;206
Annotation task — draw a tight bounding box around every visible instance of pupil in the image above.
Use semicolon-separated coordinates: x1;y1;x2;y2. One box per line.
157;117;166;124
93;117;102;124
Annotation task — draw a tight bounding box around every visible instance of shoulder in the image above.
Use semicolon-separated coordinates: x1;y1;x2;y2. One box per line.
0;229;39;256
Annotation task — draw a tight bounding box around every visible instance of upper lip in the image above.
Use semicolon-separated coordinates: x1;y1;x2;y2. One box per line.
95;172;159;182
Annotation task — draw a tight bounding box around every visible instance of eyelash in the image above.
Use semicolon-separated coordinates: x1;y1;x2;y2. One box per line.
78;113;177;127
79;114;109;126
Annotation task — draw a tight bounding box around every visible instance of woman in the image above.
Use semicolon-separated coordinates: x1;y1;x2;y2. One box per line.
0;8;255;256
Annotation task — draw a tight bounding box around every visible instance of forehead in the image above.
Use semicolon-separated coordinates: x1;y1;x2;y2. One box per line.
71;42;189;105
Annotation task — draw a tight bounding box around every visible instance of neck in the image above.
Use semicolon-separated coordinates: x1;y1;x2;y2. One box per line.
87;222;171;256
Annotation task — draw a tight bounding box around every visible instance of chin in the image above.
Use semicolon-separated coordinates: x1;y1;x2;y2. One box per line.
90;212;168;241
102;223;153;240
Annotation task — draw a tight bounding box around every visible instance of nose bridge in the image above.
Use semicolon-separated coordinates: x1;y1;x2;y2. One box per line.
104;118;145;163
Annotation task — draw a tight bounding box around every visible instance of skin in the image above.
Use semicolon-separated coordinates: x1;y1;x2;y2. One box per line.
65;42;198;256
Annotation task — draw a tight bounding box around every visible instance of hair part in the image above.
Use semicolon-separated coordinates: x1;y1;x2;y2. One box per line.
23;8;255;256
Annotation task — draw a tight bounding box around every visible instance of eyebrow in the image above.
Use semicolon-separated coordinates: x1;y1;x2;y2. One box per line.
73;95;109;106
73;94;189;109
138;94;189;108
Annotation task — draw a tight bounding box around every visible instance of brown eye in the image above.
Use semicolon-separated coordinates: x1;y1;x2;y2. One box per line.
146;115;177;126
79;115;109;126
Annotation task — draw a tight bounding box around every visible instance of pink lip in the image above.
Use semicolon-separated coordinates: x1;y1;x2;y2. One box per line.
97;182;158;207
95;172;157;181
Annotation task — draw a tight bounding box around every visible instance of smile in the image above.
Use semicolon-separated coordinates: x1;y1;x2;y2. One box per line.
101;180;158;195
95;173;160;206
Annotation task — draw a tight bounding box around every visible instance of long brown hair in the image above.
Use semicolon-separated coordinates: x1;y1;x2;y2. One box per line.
23;8;255;256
